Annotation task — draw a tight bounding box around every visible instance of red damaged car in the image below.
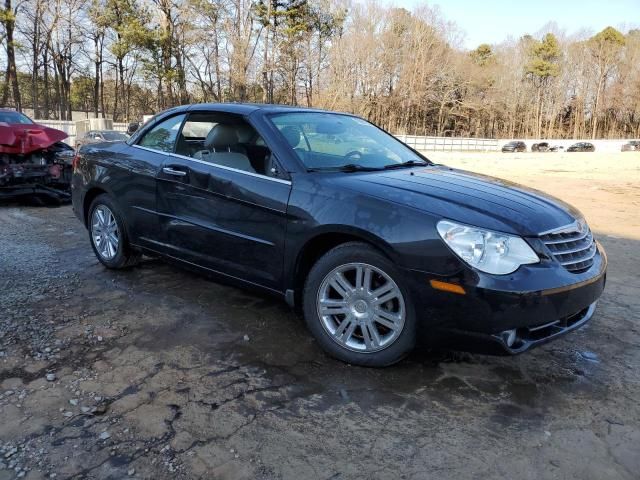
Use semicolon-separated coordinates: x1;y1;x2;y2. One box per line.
0;109;74;203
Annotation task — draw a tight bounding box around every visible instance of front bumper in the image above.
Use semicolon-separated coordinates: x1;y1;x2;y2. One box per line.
0;163;72;203
406;244;607;354
443;300;599;355
495;301;597;353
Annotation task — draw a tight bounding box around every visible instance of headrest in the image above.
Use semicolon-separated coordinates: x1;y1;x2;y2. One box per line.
205;124;239;149
236;124;256;143
280;126;301;148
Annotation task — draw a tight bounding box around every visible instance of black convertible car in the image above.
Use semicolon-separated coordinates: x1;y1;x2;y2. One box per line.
71;104;607;367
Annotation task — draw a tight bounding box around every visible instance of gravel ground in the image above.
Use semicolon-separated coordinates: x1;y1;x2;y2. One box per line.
0;152;639;480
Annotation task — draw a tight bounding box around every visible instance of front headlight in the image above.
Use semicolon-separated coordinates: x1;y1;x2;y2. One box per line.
436;220;539;275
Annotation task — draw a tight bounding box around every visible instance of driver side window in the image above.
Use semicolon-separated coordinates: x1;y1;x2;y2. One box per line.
175;112;283;179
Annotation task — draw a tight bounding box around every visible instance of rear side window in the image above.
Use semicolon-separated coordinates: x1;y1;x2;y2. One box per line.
138;114;186;153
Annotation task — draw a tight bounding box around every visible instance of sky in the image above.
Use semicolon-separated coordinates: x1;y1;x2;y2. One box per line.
375;0;640;49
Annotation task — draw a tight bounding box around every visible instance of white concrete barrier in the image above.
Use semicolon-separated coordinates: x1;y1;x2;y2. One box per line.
395;135;499;152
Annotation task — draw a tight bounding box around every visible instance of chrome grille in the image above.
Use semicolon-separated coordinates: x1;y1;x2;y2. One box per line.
540;221;596;274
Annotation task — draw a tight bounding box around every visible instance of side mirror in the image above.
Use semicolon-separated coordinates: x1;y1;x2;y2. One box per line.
127;122;140;135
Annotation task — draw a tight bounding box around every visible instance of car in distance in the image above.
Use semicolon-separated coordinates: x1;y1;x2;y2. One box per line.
532;142;565;152
76;130;129;148
621;140;640;152
567;142;595;152
501;141;527;152
71;104;607;367
531;142;549;152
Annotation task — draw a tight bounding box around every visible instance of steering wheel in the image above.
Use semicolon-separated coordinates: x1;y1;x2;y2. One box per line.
344;150;363;161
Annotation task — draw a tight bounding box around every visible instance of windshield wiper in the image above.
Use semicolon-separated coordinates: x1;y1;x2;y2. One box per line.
382;160;429;170
307;164;383;173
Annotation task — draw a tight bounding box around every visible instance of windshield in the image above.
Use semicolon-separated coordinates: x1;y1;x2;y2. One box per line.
269;112;429;171
102;131;128;141
0;111;33;124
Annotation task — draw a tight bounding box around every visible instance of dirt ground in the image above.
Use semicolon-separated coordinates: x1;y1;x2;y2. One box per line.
0;152;639;480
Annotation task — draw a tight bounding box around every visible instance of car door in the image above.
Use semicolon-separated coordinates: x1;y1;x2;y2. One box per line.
155;110;292;291
126;112;187;247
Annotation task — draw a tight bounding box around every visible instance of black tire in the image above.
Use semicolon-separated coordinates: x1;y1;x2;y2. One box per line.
88;193;141;269
303;242;416;367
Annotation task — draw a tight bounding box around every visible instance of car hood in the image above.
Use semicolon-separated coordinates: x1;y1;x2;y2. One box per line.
334;165;582;236
0;122;68;155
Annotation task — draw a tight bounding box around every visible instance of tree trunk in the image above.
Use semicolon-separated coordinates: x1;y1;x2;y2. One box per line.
118;57;126;121
31;7;40;118
592;75;604;139
100;59;105;119
1;0;22;110
213;23;222;101
261;0;271;103
112;59;121;120
43;50;50;119
53;62;61;120
93;36;101;118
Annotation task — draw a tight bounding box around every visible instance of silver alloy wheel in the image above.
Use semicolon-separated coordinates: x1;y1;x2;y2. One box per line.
317;262;406;353
91;205;119;260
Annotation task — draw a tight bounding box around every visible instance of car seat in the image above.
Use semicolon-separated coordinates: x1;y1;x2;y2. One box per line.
193;125;255;173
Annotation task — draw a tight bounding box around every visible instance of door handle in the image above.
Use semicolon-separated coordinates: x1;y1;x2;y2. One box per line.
162;167;187;177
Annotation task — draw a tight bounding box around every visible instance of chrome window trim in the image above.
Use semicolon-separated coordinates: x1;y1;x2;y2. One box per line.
131;144;292;185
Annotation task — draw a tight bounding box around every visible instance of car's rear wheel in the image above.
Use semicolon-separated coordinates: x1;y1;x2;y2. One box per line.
303;242;416;367
88;194;140;269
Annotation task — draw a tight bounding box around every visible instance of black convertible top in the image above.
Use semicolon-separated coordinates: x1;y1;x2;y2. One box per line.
172;102;349;116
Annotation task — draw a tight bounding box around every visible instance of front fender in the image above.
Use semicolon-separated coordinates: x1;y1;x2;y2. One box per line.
284;175;463;289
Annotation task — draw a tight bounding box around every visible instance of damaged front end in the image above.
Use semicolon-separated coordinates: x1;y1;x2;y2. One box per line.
0;122;74;204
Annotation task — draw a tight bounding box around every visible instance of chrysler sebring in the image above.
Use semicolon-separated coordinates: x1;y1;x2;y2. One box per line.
71;104;606;367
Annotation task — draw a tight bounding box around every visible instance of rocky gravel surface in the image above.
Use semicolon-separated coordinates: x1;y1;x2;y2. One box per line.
0;153;639;479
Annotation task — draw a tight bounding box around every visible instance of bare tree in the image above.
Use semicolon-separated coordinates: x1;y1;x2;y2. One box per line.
1;0;638;138
588;26;625;138
1;0;22;110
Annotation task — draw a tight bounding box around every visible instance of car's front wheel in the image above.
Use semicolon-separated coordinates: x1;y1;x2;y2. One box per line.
88;194;140;269
303;242;416;367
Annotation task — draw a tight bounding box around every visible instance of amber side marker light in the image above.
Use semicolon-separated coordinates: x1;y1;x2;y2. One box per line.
429;279;466;295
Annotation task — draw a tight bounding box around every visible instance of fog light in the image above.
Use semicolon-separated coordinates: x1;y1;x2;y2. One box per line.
502;329;517;347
